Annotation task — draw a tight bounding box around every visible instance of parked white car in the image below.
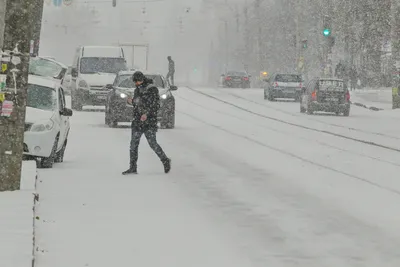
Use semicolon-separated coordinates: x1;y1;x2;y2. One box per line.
24;75;73;168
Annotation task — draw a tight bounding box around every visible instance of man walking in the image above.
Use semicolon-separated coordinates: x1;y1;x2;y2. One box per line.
166;56;175;86
123;71;171;175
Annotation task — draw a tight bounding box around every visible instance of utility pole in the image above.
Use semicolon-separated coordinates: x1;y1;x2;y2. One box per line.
391;0;400;108
224;20;228;72
254;0;262;74
0;0;43;191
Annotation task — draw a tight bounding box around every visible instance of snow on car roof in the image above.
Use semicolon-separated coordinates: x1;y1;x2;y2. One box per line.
33;56;68;68
319;77;344;82
28;74;60;89
117;70;162;76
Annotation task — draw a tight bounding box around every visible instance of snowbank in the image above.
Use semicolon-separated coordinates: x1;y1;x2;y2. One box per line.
0;161;38;267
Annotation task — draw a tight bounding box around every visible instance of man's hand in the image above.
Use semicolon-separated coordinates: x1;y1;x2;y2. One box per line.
140;114;147;121
127;97;133;105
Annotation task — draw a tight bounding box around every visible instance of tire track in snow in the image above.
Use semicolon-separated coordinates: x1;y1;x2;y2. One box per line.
186;87;400;153
167;122;400;266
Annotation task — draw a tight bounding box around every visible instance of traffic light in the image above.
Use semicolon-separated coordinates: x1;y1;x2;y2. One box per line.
322;15;332;37
301;39;308;49
112;0;116;7
328;36;335;47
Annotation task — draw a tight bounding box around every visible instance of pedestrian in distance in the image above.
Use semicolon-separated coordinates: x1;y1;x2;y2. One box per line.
166;56;175;86
122;71;171;175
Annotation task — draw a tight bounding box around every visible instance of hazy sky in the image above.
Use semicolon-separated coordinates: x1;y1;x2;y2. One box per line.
40;0;234;83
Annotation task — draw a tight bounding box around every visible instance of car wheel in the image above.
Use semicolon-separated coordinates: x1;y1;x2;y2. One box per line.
107;106;118;128
55;139;67;163
307;106;314;115
268;92;275;101
343;108;350;117
72;92;83;111
166;112;175;129
300;105;306;113
38;135;59;169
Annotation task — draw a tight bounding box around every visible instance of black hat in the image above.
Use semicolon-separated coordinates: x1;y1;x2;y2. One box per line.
132;71;146;82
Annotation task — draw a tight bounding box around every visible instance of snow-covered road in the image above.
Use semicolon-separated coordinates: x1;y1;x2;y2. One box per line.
35;87;400;267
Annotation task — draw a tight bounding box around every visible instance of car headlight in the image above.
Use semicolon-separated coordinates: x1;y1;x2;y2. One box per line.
78;80;89;90
30;119;54;132
160;91;171;99
120;93;127;98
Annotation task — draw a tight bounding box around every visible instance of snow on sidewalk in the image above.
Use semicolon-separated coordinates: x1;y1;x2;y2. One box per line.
0;161;38;267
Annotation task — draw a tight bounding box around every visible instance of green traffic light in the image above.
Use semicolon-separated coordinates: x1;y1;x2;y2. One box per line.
323;29;331;36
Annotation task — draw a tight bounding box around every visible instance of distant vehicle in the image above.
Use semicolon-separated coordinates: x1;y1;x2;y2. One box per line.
29;56;67;81
69;46;129;110
264;73;303;101
105;70;177;128
24;75;73;168
220;71;251;88
300;78;350;116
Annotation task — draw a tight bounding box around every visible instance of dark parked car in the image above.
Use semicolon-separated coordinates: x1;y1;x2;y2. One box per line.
300;78;350;116
221;71;251;88
105;71;177;128
264;73;304;101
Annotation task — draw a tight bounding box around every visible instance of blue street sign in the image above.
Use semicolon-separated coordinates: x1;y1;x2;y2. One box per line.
53;0;62;6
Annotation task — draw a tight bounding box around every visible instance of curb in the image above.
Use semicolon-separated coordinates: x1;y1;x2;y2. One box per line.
350;101;384;111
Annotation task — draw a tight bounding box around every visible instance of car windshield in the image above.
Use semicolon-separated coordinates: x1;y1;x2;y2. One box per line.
114;74;131;86
117;75;165;88
227;71;247;76
27;84;57;111
29;58;64;79
275;74;302;82
80;57;128;74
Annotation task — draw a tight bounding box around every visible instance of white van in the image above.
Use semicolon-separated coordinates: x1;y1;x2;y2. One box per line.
70;46;128;110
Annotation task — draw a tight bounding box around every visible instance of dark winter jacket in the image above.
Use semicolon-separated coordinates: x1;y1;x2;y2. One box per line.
168;59;175;73
131;79;160;131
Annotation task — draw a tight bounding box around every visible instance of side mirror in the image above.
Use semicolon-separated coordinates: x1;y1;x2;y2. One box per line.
170;85;178;91
221;74;225;76
61;108;73;117
105;84;113;89
71;68;78;78
248;74;252;77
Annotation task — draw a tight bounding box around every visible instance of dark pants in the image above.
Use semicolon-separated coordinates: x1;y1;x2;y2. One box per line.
130;129;167;168
166;71;174;86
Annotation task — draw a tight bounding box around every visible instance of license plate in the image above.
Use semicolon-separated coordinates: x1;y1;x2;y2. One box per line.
326;98;338;102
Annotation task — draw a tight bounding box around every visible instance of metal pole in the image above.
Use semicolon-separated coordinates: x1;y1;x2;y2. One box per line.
145;44;149;70
0;0;41;191
225;20;228;71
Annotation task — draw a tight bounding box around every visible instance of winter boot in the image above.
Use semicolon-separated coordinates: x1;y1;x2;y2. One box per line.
162;158;171;173
122;165;137;175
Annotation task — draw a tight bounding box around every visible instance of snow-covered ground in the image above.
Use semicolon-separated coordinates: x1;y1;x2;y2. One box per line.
350;87;393;110
34;87;400;267
0;161;37;267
